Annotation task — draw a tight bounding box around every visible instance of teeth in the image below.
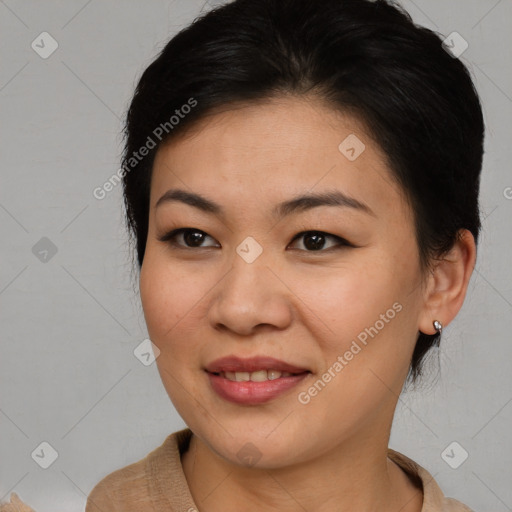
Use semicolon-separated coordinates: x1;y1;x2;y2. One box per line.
221;369;296;382
250;370;268;382
224;371;249;381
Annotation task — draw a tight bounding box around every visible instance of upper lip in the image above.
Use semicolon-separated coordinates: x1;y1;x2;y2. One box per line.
205;356;310;374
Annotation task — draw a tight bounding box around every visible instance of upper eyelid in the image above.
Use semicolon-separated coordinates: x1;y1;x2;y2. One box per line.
291;230;341;240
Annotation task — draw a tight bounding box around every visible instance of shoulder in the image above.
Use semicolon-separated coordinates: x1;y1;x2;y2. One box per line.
387;448;476;512
441;497;475;512
86;430;188;512
85;456;149;512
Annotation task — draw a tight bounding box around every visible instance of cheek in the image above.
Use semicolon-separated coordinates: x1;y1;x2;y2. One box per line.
286;245;420;380
287;258;399;339
140;252;195;342
139;253;208;409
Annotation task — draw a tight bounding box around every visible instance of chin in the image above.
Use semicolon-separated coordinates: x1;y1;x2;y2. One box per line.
189;415;321;469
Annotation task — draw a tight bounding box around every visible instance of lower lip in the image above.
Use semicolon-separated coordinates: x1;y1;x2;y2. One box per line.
207;372;309;405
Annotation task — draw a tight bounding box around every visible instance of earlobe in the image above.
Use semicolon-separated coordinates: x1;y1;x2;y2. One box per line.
418;229;476;335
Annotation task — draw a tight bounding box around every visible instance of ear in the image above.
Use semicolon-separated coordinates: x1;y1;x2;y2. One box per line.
418;229;477;335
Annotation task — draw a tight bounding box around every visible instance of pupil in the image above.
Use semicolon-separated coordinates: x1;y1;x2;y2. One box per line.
304;233;325;251
185;230;204;247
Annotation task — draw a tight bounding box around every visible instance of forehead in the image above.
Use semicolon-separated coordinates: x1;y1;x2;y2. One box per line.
150;96;407;220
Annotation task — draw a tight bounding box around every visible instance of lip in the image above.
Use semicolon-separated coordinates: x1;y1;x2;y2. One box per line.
205;355;310;405
207;372;309;405
205;355;309;374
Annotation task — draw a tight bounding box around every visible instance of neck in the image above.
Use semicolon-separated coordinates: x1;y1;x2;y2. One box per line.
181;424;423;512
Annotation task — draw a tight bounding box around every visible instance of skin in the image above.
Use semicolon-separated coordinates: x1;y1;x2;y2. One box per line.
139;95;476;512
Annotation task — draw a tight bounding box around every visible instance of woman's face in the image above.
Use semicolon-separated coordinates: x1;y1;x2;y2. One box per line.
140;96;428;468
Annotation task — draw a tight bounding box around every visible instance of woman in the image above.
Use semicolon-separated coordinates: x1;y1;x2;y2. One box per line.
85;0;484;510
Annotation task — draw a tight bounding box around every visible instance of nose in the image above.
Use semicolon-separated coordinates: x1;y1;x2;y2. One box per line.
207;248;293;336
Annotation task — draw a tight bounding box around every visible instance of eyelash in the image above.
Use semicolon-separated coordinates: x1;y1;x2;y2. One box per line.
157;228;354;252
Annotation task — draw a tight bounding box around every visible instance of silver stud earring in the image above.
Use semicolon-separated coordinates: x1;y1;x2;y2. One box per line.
433;320;443;333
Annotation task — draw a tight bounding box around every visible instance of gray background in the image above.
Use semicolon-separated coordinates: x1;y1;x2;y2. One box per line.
1;1;511;510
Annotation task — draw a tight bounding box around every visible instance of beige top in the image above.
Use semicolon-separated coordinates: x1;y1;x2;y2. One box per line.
0;428;474;511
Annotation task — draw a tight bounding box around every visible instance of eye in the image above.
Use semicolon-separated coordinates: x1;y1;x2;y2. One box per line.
288;231;351;252
158;228;352;252
157;228;220;248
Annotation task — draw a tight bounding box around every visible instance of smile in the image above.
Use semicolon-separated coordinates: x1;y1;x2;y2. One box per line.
206;370;310;405
218;369;296;382
204;355;311;405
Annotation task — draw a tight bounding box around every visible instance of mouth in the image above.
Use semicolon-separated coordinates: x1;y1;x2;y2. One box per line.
204;355;311;405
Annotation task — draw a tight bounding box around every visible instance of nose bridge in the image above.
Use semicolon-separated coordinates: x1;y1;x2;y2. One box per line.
208;238;291;334
226;237;271;305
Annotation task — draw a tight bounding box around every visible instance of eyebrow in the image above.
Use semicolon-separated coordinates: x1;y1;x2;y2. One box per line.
155;188;375;218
